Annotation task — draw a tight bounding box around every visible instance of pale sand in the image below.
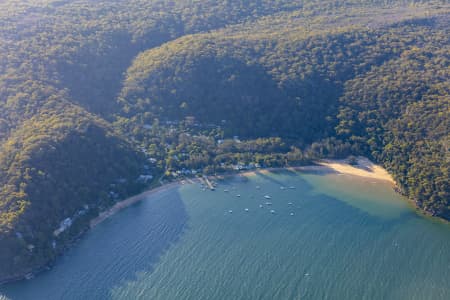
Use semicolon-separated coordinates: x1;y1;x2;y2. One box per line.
242;157;395;185
315;157;395;184
90;157;394;227
90;181;181;228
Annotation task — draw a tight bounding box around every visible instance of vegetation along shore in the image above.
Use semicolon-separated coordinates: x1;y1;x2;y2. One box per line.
0;0;448;285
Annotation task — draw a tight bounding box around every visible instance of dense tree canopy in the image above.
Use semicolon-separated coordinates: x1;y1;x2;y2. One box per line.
0;0;448;282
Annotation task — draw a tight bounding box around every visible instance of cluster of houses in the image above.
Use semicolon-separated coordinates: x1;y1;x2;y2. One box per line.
53;205;89;237
171;168;199;177
142;118;224;130
53;218;73;237
137;163;154;183
168;162;262;178
217;135;241;145
137;174;153;183
15;206;90;253
231;162;261;171
139;122;268;180
14;232;36;253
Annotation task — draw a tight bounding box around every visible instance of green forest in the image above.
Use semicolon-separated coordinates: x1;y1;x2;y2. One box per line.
0;0;448;282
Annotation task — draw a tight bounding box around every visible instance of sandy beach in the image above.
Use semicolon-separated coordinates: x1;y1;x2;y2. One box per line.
241;157;395;185
314;157;395;184
90;181;181;228
90;157;394;228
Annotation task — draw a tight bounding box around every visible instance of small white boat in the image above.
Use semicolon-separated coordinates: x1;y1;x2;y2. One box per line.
244;208;249;212
280;186;286;190
228;210;233;214
289;186;296;189
290;212;294;216
236;194;241;197
265;202;272;205
224;189;229;192
270;210;275;214
288;202;293;205
264;195;271;199
256;186;261;189
259;204;263;208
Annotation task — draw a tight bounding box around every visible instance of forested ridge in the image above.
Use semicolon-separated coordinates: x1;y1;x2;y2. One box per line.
0;0;448;282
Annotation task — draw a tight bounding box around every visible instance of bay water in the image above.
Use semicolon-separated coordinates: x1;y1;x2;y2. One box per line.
1;169;449;299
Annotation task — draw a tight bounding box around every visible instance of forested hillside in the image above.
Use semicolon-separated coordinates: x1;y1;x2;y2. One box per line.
0;0;448;282
120;7;449;217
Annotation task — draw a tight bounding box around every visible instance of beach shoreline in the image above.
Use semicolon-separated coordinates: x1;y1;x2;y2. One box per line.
239;157;395;185
314;157;395;184
91;156;395;228
0;157;420;286
89;181;182;228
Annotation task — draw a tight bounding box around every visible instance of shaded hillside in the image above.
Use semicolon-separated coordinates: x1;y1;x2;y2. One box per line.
0;0;448;282
337;46;450;217
119;14;449;218
0;102;146;281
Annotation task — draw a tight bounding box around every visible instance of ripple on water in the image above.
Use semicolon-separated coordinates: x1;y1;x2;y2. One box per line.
1;171;450;300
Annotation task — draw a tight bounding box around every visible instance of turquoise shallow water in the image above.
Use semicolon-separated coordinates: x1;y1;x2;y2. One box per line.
1;170;449;300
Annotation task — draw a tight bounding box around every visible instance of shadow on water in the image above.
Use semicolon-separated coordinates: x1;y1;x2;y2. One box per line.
250;169;298;187
2;173;442;300
253;169;414;227
0;187;188;300
252;167;338;187
295;167;337;177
